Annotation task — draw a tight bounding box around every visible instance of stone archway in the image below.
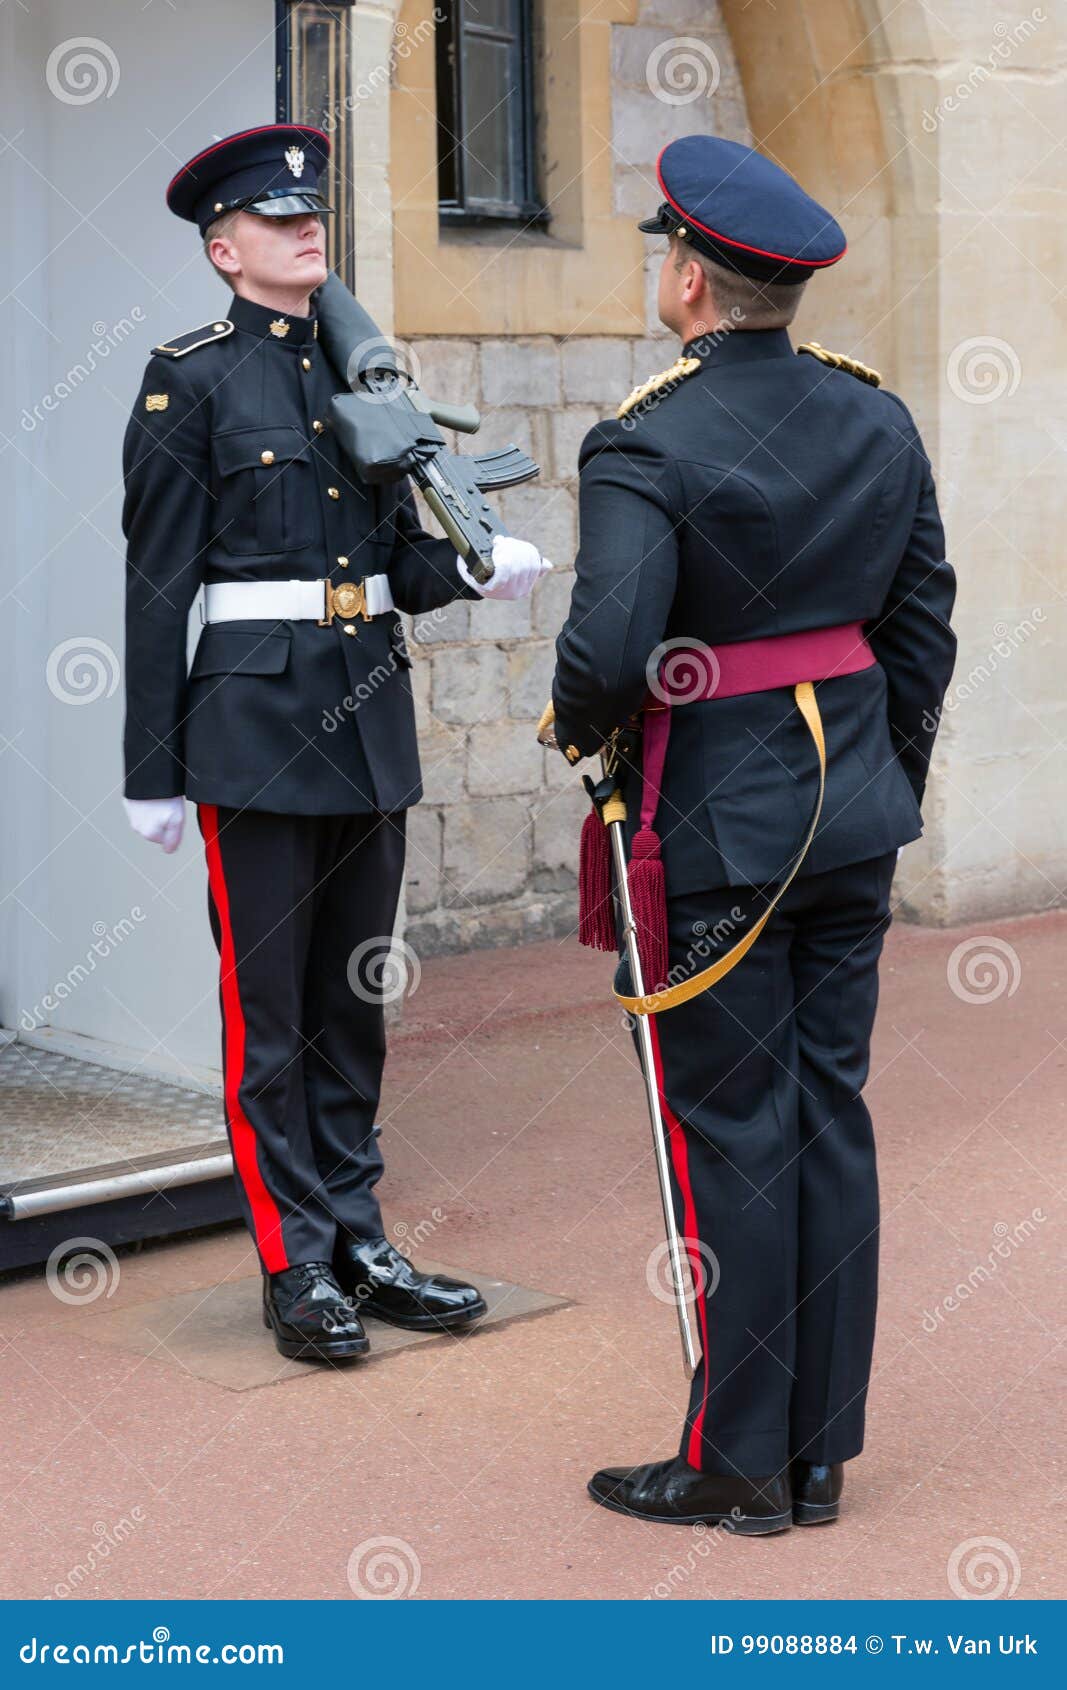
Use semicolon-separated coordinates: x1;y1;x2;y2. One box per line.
722;0;939;444
723;2;1067;925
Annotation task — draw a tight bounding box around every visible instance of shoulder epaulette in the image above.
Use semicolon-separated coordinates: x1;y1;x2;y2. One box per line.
153;319;235;359
617;354;702;420
798;341;881;387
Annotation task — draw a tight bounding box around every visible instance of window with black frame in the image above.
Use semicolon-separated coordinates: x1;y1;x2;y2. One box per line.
275;0;355;289
436;0;542;227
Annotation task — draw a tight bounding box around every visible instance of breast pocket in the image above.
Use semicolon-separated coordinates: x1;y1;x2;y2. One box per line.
211;426;314;556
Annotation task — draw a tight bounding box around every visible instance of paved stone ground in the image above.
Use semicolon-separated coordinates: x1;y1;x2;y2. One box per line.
0;916;1063;1602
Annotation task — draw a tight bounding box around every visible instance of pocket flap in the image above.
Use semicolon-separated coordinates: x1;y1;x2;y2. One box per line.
211;426;311;475
189;627;291;679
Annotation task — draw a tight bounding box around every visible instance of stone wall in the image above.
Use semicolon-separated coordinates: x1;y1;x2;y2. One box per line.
400;2;748;955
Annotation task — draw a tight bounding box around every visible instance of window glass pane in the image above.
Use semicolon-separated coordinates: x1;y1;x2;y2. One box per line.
461;37;516;205
461;0;514;30
286;2;354;287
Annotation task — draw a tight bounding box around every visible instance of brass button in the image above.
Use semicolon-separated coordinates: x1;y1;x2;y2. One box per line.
260;450;275;466
302;357;312;371
327;486;340;500
312;419;324;434
213;323;226;333
342;623;356;636
337;554;349;568
214;202;224;213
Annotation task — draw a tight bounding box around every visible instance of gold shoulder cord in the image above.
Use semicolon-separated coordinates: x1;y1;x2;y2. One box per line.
617;355;702;419
614;681;826;1017
798;341;882;387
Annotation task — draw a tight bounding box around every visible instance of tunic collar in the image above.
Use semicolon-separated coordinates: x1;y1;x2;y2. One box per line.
228;293;319;347
682;326;794;370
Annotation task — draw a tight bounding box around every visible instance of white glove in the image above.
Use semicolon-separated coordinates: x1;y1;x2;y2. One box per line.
124;797;185;854
458;534;551;601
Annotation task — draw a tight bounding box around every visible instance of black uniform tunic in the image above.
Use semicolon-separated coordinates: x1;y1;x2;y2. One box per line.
122;290;476;812
121;292;477;1270
552;328;957;1476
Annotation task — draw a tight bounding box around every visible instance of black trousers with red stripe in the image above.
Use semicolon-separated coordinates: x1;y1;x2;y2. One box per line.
197;803;406;1273
638;852;896;1478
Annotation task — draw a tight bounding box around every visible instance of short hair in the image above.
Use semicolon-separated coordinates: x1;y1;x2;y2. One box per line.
672;236;808;329
203;209;241;289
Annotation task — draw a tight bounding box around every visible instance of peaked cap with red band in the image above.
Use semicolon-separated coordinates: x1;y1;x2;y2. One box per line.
166;124;332;237
639;135;846;283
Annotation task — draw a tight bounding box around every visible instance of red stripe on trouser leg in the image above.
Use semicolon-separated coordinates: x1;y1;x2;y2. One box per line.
648;1017;710;1469
199;804;289;1273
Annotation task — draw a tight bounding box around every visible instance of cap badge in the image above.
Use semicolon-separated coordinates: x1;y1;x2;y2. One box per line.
269;319;291;339
285;145;305;179
145;393;169;412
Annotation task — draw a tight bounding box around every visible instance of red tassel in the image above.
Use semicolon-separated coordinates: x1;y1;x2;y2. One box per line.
628;826;669;992
578;808;615;951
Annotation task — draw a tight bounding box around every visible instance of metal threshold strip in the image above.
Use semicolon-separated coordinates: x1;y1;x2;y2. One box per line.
1;1140;233;1221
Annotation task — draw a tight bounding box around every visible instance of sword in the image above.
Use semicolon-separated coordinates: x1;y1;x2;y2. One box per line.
597;745;701;1379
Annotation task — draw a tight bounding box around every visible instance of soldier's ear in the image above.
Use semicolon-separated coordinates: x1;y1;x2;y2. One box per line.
681;256;707;307
208;231;241;281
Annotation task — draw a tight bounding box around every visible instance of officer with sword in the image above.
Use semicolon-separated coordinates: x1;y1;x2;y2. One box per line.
121;124;550;1362
542;135;956;1532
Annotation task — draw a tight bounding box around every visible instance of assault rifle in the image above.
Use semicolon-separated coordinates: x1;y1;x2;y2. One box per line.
315;273;539;584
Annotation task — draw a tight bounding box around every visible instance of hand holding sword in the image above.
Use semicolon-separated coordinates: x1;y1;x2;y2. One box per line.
538;703;701;1377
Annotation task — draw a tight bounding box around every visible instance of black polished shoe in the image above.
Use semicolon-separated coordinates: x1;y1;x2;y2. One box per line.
790;1460;844;1525
263;1261;370;1362
588;1456;792;1535
334;1236;487;1331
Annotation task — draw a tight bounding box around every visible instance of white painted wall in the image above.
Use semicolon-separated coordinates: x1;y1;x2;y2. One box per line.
1;0;275;1076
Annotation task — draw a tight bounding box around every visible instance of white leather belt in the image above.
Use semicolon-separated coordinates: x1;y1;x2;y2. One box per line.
202;575;394;624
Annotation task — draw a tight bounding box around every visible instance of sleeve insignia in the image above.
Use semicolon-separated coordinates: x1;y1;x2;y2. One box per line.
798;341;882;387
153;319;235;359
144;393;169;413
617;354;702;419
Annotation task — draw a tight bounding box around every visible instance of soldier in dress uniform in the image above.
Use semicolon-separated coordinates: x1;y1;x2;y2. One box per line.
545;136;957;1530
121;125;549;1362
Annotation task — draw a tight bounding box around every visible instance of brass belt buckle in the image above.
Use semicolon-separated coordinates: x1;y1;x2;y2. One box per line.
318;578;371;627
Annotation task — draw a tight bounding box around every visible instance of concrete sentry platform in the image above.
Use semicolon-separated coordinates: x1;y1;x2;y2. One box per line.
0;1044;222;1181
56;1262;568;1392
0;920;1063;1600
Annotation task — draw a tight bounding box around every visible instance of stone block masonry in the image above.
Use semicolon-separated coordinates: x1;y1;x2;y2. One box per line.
404;328;670;958
401;0;748;957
